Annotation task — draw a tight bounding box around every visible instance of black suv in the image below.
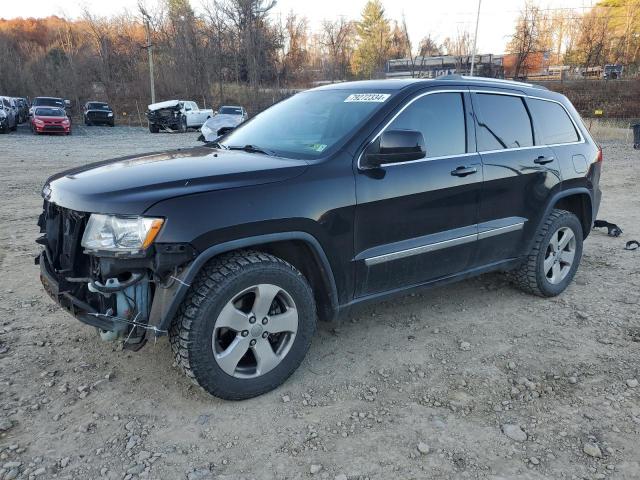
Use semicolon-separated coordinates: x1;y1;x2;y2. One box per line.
84;101;115;126
36;77;602;400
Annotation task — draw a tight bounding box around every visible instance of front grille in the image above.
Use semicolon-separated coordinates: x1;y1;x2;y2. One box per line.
37;201;89;276
88;111;109;120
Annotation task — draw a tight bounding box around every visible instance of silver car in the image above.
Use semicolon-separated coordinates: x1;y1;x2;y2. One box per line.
0;96;18;133
200;105;248;141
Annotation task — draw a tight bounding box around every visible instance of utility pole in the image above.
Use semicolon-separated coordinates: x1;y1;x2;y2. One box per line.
470;0;482;76
139;4;155;104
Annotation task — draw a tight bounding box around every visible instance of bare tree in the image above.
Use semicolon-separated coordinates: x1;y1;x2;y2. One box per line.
507;2;543;78
443;28;472;73
320;17;354;81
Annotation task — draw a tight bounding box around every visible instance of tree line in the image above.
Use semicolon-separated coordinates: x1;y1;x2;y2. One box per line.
1;0;638;117
507;0;640;78
0;0;428;115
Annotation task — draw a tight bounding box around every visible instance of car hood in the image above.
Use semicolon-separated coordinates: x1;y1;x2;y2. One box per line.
148;100;181;110
201;114;244;140
44;146;309;215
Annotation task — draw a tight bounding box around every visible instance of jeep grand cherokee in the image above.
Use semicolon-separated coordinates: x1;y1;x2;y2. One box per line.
36;77;602;400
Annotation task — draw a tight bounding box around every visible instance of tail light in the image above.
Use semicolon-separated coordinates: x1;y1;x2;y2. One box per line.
596;145;603;163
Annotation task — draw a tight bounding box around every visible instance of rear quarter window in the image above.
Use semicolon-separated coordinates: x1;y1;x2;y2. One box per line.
475;93;533;151
527;98;580;145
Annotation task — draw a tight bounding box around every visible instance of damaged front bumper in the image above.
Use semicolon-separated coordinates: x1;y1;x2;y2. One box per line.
36;202;196;349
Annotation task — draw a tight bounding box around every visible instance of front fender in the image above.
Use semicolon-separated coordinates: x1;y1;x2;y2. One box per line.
148;231;339;334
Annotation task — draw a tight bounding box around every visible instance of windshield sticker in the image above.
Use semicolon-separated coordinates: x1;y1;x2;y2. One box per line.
344;93;390;103
310;143;327;152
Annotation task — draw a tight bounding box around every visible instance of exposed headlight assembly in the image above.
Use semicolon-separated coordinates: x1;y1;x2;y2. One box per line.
81;214;164;253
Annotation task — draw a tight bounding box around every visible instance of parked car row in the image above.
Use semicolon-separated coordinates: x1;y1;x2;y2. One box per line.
0;95;116;135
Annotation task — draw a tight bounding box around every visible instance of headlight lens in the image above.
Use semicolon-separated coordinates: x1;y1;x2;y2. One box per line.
107;112;113;117
81;214;164;253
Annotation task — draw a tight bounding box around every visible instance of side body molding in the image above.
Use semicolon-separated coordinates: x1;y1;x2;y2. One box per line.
149;231;340;333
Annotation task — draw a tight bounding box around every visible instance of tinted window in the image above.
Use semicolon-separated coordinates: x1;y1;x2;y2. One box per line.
527;98;579;144
387;92;466;158
34;98;64;108
87;102;110;110
475;94;533;150
220;106;243;115
35;107;65;117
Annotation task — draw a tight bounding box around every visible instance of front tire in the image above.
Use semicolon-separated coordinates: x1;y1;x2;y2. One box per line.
149;123;159;133
510;209;583;297
170;250;317;400
179;116;187;133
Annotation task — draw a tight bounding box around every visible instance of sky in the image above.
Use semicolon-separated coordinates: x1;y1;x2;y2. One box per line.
1;0;596;54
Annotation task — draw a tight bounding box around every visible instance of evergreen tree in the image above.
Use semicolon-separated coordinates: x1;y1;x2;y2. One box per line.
351;0;391;78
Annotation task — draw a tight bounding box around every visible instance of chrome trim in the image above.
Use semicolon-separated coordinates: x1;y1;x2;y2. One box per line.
357;89;468;170
363;220;526;266
478;222;524;240
378;152;478;168
357;88;587;170
364;233;476;266
470;89;585;145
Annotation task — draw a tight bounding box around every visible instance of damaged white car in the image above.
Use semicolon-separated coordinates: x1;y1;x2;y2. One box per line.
146;100;213;133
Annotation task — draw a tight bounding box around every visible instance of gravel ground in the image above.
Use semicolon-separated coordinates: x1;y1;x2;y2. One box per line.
0;124;639;480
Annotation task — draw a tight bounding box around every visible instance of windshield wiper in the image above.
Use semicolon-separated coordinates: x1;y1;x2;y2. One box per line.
227;144;276;156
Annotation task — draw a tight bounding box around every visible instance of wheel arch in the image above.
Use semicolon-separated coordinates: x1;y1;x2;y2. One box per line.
153;232;340;333
550;189;593;238
523;188;593;256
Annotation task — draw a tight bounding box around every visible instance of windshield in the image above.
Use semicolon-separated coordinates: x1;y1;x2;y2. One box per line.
34;98;64;108
219;106;242;115
88;102;110;110
220;90;392;159
35;107;65;117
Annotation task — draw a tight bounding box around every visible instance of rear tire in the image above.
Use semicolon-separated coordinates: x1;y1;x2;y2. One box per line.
170;250;317;400
509;209;583;297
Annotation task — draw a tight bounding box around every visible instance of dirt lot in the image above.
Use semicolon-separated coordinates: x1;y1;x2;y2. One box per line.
0;124;639;480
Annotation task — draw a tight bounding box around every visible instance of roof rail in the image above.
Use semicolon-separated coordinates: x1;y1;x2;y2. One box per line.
438;75;548;90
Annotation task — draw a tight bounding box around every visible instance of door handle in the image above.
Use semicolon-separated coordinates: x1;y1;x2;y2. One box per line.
451;166;478;177
534;155;554;164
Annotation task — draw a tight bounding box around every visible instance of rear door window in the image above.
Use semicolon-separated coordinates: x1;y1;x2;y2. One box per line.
527;98;580;145
387;92;467;158
475;93;534;151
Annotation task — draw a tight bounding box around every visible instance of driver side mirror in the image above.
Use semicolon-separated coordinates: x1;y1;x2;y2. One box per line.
361;129;426;169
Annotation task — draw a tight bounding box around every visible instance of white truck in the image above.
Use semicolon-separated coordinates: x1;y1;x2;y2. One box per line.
146;100;214;133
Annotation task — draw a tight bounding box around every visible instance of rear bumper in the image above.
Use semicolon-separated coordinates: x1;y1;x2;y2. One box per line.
38;253;119;331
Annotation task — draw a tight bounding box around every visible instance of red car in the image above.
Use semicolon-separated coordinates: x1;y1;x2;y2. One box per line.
31;107;71;135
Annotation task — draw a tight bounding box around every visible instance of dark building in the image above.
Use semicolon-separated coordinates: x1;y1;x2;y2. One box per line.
385;54;504;79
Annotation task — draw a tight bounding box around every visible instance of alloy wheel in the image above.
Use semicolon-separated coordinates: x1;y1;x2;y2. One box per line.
543;226;576;284
212;284;299;379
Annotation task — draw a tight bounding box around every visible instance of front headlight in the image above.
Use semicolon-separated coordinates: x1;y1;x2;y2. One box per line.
81;214;164;253
107;112;113;117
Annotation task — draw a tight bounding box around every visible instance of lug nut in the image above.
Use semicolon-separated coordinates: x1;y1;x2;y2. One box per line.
262;317;268;325
249;316;256;324
250;339;256;346
241;330;249;337
262;332;269;338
